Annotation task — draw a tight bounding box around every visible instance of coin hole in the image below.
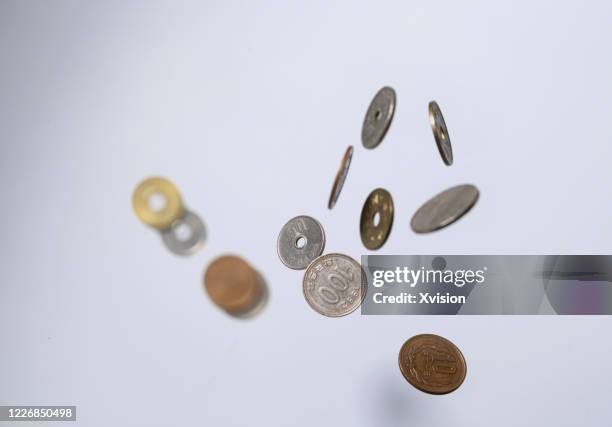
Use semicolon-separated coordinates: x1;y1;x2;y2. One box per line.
372;212;381;227
432;256;447;271
295;236;307;249
148;192;167;212
174;222;193;241
375;109;382;121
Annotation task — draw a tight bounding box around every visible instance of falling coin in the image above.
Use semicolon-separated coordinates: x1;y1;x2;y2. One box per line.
277;216;325;270
360;188;394;250
204;255;264;316
410;184;479;233
132;176;184;230
398;334;467;395
428;101;453;166
328;145;353;209
161;210;206;256
361;86;396;149
303;253;367;317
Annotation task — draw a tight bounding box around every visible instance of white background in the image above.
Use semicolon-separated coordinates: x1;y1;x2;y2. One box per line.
1;1;611;426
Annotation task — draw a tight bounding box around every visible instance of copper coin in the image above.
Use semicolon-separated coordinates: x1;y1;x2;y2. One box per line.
360;188;394;250
328;145;353;210
204;255;262;315
398;334;467;395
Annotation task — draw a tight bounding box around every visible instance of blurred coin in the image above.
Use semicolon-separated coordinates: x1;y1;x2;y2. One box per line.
161;210;205;256
204;255;263;316
303;253;366;317
410;184;479;233
361;87;396;149
277;216;325;270
360;188;394;250
132;176;183;230
328;146;353;209
428;101;453;165
399;334;467;395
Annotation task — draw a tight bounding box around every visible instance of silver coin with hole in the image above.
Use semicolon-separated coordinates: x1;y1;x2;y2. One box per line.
277;215;325;270
428;101;453;165
161;209;206;256
361;86;396;149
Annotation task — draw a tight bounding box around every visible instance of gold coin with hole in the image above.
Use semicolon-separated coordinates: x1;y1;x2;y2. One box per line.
132;176;184;230
360;188;394;250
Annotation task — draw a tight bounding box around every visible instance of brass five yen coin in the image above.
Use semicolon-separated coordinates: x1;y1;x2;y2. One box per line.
398;334;467;395
360;188;394;250
132;176;184;230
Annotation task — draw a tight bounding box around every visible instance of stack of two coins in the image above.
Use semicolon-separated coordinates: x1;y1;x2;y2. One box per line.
132;177;205;256
204;255;266;318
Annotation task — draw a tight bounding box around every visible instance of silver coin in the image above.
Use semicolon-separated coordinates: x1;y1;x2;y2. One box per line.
277;216;325;270
361;86;396;149
161;210;206;256
411;184;479;233
303;253;367;317
328;145;353;209
428;101;453;165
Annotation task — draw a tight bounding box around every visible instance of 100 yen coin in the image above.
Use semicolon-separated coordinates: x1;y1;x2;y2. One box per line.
303;253;367;317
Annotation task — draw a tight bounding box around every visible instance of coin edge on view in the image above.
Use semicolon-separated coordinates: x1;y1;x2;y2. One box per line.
328;145;354;210
428;101;453;166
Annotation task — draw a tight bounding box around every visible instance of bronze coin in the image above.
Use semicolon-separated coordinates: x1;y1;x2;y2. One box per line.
204;255;262;315
398;334;467;395
360;188;394;250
